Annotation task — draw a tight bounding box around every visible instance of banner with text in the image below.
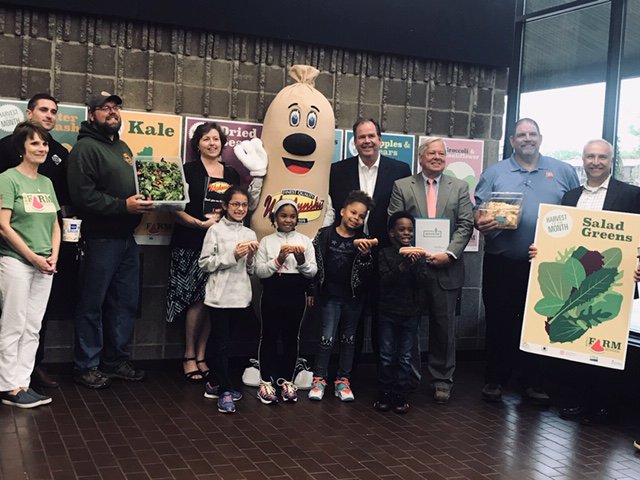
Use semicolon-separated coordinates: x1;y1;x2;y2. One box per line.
419;137;484;252
119;110;183;245
0;98;86;150
344;131;415;173
521;204;640;369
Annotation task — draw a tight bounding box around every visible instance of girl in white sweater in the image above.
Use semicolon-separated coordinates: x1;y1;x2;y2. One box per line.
254;199;317;404
198;185;258;414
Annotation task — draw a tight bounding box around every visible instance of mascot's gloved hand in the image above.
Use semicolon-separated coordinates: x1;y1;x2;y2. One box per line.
234;138;268;177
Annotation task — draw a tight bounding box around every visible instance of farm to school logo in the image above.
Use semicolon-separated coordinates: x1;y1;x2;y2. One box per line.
587;337;621;353
262;190;324;223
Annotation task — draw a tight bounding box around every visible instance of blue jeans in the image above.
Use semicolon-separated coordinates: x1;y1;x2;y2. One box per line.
378;312;420;395
73;237;140;371
313;296;363;379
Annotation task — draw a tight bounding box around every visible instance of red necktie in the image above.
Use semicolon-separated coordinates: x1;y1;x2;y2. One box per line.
427;178;436;218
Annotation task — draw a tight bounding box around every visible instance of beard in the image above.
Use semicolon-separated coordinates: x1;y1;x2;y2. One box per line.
92;116;121;137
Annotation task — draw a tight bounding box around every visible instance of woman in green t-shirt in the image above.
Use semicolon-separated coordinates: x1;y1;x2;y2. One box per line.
0;121;60;409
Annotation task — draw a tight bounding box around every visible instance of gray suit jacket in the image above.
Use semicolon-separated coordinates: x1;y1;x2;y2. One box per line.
388;173;474;289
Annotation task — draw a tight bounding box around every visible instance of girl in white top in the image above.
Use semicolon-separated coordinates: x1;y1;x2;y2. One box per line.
198;185;258;414
254;199;317;404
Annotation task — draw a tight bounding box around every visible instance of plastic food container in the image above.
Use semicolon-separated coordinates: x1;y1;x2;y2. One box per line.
478;192;523;229
133;156;189;211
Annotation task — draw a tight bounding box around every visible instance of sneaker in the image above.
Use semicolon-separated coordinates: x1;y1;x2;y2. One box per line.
257;381;278;405
74;367;111;389
0;389;40;409
25;388;52;406
523;387;550;407
308;377;327;401
277;378;298;403
481;383;502;402
433;385;451;404
217;392;236;413
334;378;354;402
204;383;243;401
102;361;145;381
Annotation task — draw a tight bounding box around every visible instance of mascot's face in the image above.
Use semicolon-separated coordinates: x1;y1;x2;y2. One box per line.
261;85;334;178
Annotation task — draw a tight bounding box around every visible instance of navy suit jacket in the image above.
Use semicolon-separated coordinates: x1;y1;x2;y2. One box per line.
563;177;640;298
561;177;640;214
329;155;411;244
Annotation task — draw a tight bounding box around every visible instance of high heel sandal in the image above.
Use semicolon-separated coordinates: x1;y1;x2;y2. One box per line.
196;359;210;379
182;357;204;383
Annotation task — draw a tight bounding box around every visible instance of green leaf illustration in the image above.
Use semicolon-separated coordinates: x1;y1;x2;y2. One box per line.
571;246;589;261
602;248;622;269
534;296;564;317
549;292;623;343
549;267;618;325
538;262;572;301
563;258;586;289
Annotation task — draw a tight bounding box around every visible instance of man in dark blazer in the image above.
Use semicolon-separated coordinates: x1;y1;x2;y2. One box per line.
558;139;640;425
328;118;411;367
388;137;474;403
329;118;411;244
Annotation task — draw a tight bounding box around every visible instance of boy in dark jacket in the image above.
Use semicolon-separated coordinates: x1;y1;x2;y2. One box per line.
375;211;428;413
308;191;376;402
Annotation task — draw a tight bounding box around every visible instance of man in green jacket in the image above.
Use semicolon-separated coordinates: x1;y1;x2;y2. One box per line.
67;92;153;389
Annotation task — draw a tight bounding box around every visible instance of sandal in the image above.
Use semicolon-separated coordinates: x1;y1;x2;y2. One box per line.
182;357;204;383
196;359;210;379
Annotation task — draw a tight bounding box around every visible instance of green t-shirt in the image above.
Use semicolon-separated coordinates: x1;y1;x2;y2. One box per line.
0;168;59;264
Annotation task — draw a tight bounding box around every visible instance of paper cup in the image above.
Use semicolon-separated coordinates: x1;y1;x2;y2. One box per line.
62;218;82;242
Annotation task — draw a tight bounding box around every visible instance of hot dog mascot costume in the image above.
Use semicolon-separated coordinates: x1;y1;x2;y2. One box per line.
234;65;334;240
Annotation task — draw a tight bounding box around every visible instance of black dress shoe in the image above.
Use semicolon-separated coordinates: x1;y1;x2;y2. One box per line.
373;391;391;412
31;366;59;389
580;408;612;426
559;405;583;420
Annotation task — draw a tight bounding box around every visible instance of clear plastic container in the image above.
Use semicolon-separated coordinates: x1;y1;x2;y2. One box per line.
133;156;189;211
478;192;523;229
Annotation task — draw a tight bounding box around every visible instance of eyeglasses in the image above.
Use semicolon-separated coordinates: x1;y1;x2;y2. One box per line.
228;202;248;209
95;105;122;112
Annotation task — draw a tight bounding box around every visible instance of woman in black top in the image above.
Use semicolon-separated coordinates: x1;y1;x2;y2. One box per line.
166;122;241;382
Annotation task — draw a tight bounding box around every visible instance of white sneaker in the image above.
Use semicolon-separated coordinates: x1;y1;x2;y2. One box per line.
308;377;327;401
334;377;354;402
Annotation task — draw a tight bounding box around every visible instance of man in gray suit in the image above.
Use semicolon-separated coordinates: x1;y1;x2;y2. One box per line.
388;137;474;403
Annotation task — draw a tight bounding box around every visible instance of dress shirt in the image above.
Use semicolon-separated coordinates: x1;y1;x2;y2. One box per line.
576;175;610;211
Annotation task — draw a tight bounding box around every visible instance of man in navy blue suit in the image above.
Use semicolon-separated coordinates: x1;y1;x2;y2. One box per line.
328;118;411;367
329;119;412;245
558;139;640;425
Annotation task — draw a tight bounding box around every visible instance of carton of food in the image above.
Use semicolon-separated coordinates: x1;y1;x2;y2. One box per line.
133;156;189;211
478;192;523;229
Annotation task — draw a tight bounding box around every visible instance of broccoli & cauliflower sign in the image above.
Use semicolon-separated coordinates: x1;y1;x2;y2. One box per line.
521;204;640;369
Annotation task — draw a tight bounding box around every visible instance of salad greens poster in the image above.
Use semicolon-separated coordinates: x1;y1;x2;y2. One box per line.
521;204;640;369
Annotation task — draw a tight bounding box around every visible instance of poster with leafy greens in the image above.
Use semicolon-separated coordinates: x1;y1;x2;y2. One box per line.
521;204;640;370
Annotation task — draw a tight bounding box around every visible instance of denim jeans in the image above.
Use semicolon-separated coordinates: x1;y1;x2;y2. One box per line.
378;312;420;395
313;296;363;379
73;237;140;371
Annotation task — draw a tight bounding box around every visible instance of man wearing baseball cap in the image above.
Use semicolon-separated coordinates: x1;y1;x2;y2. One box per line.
67;91;153;389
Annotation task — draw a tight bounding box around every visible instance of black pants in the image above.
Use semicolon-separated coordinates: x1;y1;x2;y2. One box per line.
483;253;543;389
258;274;307;382
206;306;252;392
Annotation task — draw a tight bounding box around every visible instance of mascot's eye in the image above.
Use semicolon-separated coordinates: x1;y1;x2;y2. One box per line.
307;111;317;129
289;109;301;127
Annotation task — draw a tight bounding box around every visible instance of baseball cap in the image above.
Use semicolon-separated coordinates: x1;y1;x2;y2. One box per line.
87;91;123;110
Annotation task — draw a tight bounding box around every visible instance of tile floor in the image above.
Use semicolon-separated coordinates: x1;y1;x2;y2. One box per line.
1;361;639;480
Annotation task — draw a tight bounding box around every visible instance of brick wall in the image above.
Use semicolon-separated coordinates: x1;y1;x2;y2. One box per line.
0;6;508;362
